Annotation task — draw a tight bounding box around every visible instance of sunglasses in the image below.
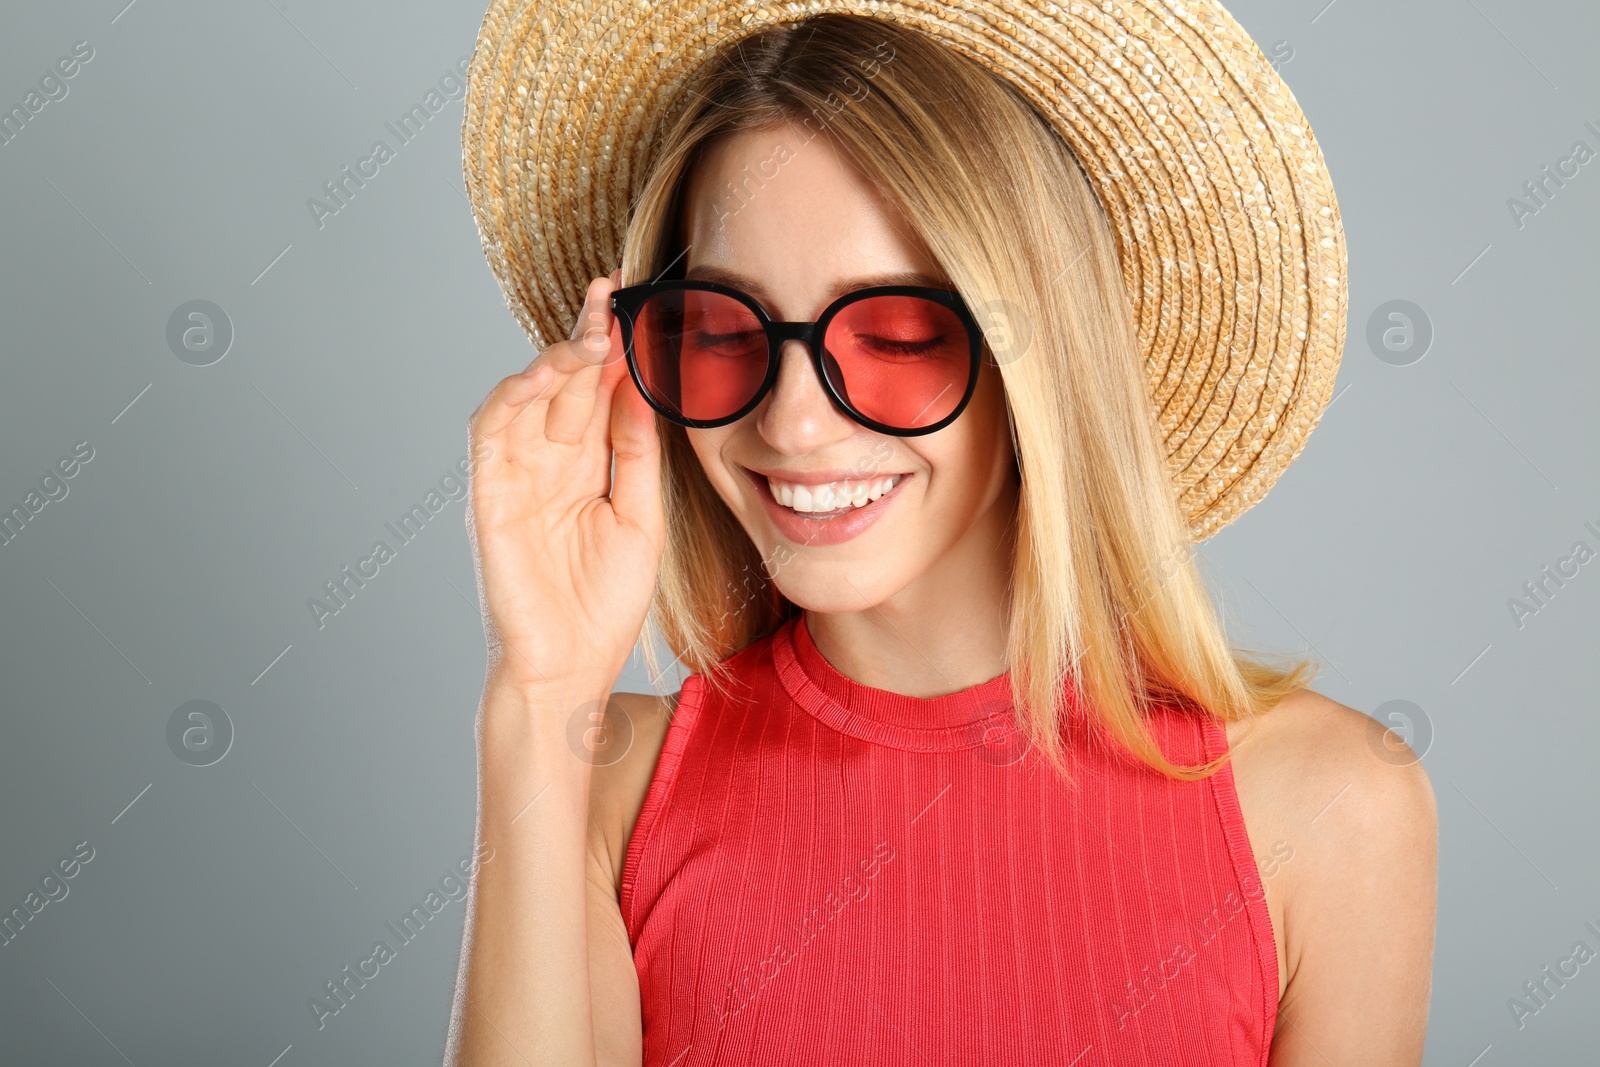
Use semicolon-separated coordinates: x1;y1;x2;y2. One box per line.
609;279;986;436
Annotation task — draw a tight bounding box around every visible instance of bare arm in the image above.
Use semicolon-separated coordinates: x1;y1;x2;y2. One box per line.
446;678;610;1065
584;691;677;1066
442;269;666;1066
1241;692;1439;1065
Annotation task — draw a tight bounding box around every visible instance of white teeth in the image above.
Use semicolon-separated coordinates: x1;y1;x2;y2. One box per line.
767;473;904;513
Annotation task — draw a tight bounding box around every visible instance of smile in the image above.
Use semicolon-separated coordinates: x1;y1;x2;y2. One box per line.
765;473;904;514
742;467;913;546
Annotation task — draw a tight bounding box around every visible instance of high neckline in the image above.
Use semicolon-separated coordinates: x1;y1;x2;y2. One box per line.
772;612;1021;752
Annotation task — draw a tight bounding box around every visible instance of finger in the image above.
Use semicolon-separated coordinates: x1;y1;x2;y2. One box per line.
526;271;626;384
481;280;616;444
488;326;608;446
469;365;558;442
546;274;619;444
607;350;665;544
483;271;624;446
584;314;633;449
583;270;639;448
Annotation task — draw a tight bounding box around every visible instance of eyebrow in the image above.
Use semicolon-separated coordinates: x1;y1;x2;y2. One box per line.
682;264;952;313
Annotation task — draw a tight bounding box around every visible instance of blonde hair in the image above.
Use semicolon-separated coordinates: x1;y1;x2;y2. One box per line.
623;13;1317;783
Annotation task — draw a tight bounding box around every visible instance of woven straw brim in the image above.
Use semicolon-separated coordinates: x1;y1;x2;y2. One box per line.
460;0;1347;540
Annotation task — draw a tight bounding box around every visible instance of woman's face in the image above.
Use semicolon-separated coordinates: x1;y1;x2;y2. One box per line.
680;122;1019;615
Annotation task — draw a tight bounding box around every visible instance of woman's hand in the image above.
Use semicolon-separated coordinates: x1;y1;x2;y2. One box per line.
465;269;666;695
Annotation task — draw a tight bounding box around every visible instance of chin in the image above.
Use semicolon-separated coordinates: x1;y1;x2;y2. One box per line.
765;555;909;615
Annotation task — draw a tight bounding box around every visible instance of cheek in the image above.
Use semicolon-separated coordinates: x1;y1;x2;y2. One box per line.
922;382;1014;511
686;427;746;507
967;369;1017;471
970;362;1011;433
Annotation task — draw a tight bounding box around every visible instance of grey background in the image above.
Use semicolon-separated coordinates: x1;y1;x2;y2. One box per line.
0;0;1594;1063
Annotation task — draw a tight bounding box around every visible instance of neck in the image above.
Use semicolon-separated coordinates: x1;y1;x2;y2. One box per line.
804;472;1018;698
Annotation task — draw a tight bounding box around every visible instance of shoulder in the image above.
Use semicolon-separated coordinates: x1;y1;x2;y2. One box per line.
1226;689;1437;1057
586;689;686;895
1226;688;1437;845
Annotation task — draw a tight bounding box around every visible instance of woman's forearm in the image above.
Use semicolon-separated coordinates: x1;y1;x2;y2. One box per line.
445;674;610;1067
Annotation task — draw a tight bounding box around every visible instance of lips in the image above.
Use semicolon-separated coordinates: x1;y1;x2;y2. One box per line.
742;466;912;547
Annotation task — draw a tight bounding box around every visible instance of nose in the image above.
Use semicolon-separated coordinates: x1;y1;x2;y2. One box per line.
754;338;858;454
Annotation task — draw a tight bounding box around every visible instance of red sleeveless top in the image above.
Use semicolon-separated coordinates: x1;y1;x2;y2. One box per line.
621;613;1278;1065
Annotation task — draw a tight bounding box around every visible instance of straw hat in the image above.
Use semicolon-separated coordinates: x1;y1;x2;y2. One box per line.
460;0;1347;540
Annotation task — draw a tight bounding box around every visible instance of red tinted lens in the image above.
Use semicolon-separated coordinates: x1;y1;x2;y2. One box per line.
822;295;972;429
633;289;767;422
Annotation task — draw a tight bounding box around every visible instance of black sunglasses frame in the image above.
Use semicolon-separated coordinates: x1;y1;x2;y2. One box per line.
609;278;986;437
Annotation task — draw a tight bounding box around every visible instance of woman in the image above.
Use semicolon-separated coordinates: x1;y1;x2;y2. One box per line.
446;7;1436;1066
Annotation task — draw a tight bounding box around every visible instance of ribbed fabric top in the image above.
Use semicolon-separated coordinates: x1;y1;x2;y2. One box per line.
622;613;1277;1066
